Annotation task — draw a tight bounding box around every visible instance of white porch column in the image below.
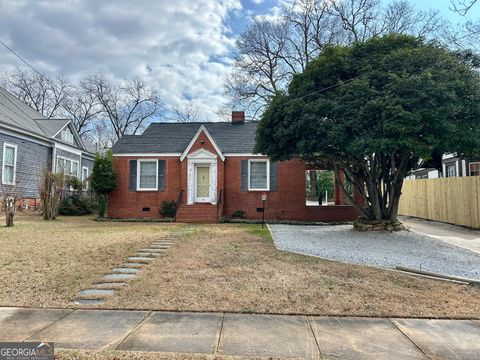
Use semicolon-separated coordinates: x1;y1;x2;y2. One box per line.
187;161;195;204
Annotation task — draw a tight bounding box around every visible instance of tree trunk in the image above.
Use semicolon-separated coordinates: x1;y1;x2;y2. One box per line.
6;211;14;227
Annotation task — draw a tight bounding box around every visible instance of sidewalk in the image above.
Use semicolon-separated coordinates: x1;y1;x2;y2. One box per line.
401;216;480;254
1;307;479;359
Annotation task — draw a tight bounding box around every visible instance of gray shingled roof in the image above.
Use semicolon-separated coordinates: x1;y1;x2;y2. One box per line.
112;122;259;154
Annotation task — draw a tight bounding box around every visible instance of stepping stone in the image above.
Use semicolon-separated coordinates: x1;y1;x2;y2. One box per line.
101;273;136;281
93;282;127;289
74;299;106;306
124;262;144;268
112;267;140;274
79;289;115;297
136;252;160;257
128;257;153;263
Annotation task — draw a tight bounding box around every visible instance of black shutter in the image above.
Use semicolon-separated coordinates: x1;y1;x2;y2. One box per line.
158;160;165;191
241;159;248;191
269;161;277;191
129;160;137;191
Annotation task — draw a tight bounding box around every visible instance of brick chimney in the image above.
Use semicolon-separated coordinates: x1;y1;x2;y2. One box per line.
231;111;245;124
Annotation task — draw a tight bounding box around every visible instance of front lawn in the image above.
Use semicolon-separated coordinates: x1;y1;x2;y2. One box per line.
0;214;178;308
107;223;480;318
1;215;479;318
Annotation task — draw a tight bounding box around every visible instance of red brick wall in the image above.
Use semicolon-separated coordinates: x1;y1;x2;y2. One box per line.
108;156;182;218
109;149;358;222
223;157;358;222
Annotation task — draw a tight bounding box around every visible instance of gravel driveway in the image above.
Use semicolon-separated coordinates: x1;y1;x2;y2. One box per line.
270;224;480;281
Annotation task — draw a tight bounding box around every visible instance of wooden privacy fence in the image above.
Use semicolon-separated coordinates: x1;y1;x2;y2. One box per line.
398;177;480;229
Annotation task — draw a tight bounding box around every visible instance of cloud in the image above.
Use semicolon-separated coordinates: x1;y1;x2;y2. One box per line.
0;0;243;121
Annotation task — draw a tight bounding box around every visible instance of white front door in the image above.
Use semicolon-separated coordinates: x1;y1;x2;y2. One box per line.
195;165;210;202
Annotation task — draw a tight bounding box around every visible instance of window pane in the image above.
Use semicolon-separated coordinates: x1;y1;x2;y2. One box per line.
139;161;157;189
470;163;480;176
72;162;78;177
250;161;267;189
65;160;72;175
3;165;14;183
57;158;64;172
4;146;15;166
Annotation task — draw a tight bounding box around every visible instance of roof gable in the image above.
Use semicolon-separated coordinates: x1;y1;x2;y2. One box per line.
180;125;224;161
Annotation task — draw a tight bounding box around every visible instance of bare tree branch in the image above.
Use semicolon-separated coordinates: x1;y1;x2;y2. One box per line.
170;104;200;122
83;74;163;142
451;0;477;15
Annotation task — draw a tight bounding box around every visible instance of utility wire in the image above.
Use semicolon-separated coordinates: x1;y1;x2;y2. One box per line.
286;74;363;103
0;39;63;92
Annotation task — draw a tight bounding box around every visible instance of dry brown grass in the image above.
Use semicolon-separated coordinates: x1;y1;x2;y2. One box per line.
0;214;178;308
105;224;480;318
1;215;479;318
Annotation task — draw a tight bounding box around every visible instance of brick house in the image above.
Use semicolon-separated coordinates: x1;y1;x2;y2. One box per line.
109;112;358;222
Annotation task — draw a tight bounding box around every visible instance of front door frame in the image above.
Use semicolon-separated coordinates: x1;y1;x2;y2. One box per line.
186;149;218;205
194;164;211;203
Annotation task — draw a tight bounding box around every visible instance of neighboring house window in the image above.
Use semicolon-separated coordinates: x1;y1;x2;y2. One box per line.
470;162;480;176
137;160;158;190
61;128;74;143
248;159;269;191
82;167;89;189
446;164;456;178
56;156;79;177
2;143;17;185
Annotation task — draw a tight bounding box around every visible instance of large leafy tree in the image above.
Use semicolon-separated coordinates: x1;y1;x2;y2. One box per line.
256;35;480;222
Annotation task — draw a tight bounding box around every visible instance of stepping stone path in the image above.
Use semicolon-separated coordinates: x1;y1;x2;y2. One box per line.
73;226;196;306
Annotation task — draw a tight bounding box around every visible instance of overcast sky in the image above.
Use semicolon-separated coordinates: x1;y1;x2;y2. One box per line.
0;0;477;122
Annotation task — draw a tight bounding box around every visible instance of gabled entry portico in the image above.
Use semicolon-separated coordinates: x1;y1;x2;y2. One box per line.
186;149;218;204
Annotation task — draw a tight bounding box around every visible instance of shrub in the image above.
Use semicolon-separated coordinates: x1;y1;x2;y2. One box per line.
231;210;246;219
159;200;176;218
64;176;84;191
59;195;96;216
91;150;117;218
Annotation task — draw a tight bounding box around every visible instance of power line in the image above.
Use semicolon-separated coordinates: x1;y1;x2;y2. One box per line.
286;74;363;104
0;39;63;91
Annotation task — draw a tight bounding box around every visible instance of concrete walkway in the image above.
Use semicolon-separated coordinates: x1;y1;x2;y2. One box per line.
401;216;480;254
1;307;479;359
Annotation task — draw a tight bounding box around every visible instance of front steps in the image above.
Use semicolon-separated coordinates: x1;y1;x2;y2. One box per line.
176;203;220;223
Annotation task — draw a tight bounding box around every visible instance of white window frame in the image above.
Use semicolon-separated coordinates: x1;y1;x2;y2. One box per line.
470;162;480;176
2;143;17;185
61;127;74;143
137;159;158;191
82;166;89;189
248;159;270;191
56;155;79;178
